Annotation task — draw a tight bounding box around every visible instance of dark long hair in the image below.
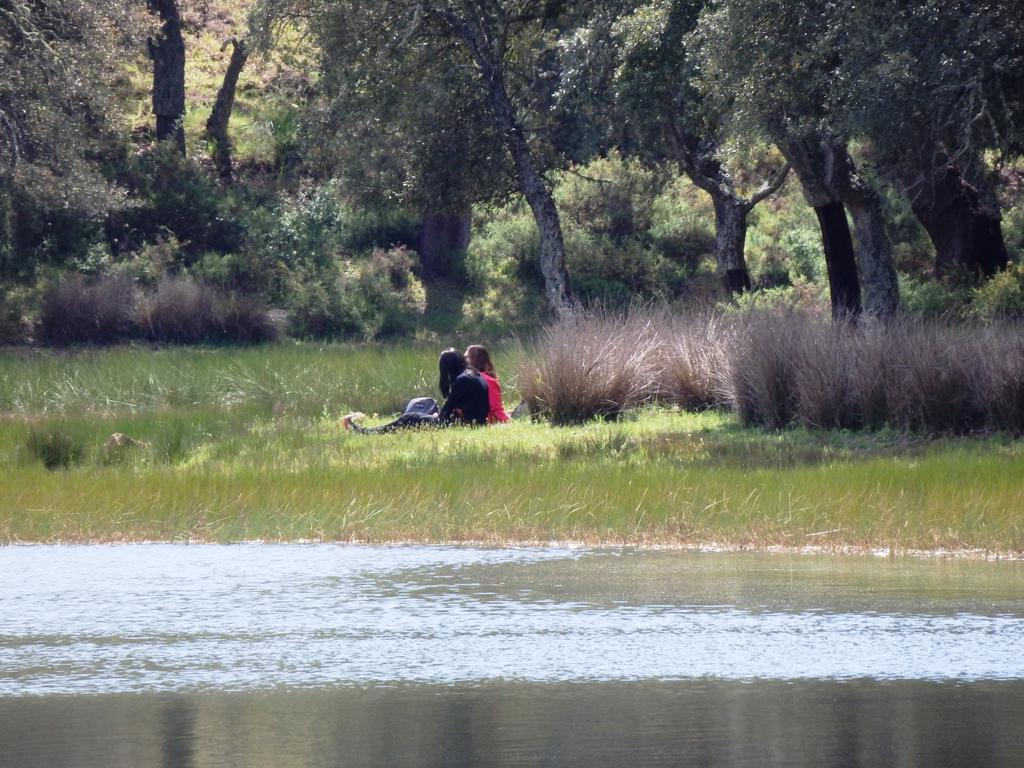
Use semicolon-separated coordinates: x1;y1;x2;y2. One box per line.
438;347;466;398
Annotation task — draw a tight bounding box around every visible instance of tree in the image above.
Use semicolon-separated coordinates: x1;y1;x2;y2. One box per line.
148;0;187;154
696;0;901;318
254;0;578;312
290;6;516;281
606;0;789;294
830;0;1022;278
0;0;144;276
205;37;250;181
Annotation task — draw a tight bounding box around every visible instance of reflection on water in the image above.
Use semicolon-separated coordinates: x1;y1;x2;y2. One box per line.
2;681;1023;768
1;545;1023;766
2;545;1022;694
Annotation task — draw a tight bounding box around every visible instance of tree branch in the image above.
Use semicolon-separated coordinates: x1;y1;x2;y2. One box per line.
663;117;731;199
745;162;791;210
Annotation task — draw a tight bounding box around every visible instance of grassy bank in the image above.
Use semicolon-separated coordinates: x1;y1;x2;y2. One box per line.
1;344;1022;553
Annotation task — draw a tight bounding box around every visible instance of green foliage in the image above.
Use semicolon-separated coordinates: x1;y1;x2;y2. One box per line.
340;207;419;255
647;175;716;270
119;146;245;260
971;263;1024;322
287;247;426;340
898;275;972;320
1003;197;1024;263
0;284;39;344
26;427;86;470
725;281;829;315
744;178;824;286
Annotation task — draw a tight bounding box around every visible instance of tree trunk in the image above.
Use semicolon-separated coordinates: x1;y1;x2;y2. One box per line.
205;38;249;182
712;195;751;294
841;184;899;318
779;135;895;319
491;86;572;313
419;206;472;280
452;20;573;314
910;163;1009;279
814;201;862;319
148;0;186;154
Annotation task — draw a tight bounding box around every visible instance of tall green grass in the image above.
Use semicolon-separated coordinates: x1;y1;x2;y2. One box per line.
1;406;1022;552
0;343;475;417
2;342;1022;552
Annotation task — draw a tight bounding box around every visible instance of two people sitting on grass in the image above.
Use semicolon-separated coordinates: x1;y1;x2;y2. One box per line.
342;345;508;434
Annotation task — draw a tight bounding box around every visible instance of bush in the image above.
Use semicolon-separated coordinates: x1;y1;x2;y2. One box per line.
648;177;716;271
38;274;140;346
899;275;972;320
724;311;802;428
565;230;688;305
216;293;280;344
26;427;86;470
141;276;278;344
141;276;218;344
285;266;357;338
518;308;660;424
0;284;38;344
342;246;427;338
119;145;243;258
286;247;425;340
725;281;829;315
556;152;664;240
655;312;733;410
971;263;1024;322
524;307;1024;433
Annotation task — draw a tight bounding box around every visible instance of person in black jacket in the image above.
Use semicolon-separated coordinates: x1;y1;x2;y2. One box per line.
342;348;489;433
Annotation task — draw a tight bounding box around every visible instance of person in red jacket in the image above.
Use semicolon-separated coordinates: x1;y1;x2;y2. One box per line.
465;344;509;423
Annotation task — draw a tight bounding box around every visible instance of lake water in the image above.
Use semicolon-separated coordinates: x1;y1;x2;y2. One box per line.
1;545;1023;767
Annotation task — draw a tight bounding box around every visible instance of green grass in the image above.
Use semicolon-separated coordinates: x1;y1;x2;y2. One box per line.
1;345;1022;553
0;342;456;417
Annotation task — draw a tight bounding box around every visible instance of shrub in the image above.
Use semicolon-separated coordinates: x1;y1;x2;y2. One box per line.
38;274;140;346
286;247;425;340
877;323;983;433
971;263;1024;322
122;144;243;258
26;427;86;470
725;281;829;316
341;246;427;338
969;325;1024;434
565;230;688;305
465;204;542;292
899;275;971;320
518;308;661;424
648;177;716;271
0;284;38;344
524;307;1024;433
555;151;663;240
655;312;732;410
216;293;279;344
341;206;419;254
724;310;802;428
285;266;357;338
141;276;278;344
141;276;218;344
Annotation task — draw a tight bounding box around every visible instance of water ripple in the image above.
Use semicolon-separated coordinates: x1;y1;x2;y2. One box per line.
2;544;1022;695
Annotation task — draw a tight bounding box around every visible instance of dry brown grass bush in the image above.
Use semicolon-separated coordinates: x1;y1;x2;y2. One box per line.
142;276;218;344
655;311;733;410
525;307;1024;433
38;274;140;346
517;309;662;424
